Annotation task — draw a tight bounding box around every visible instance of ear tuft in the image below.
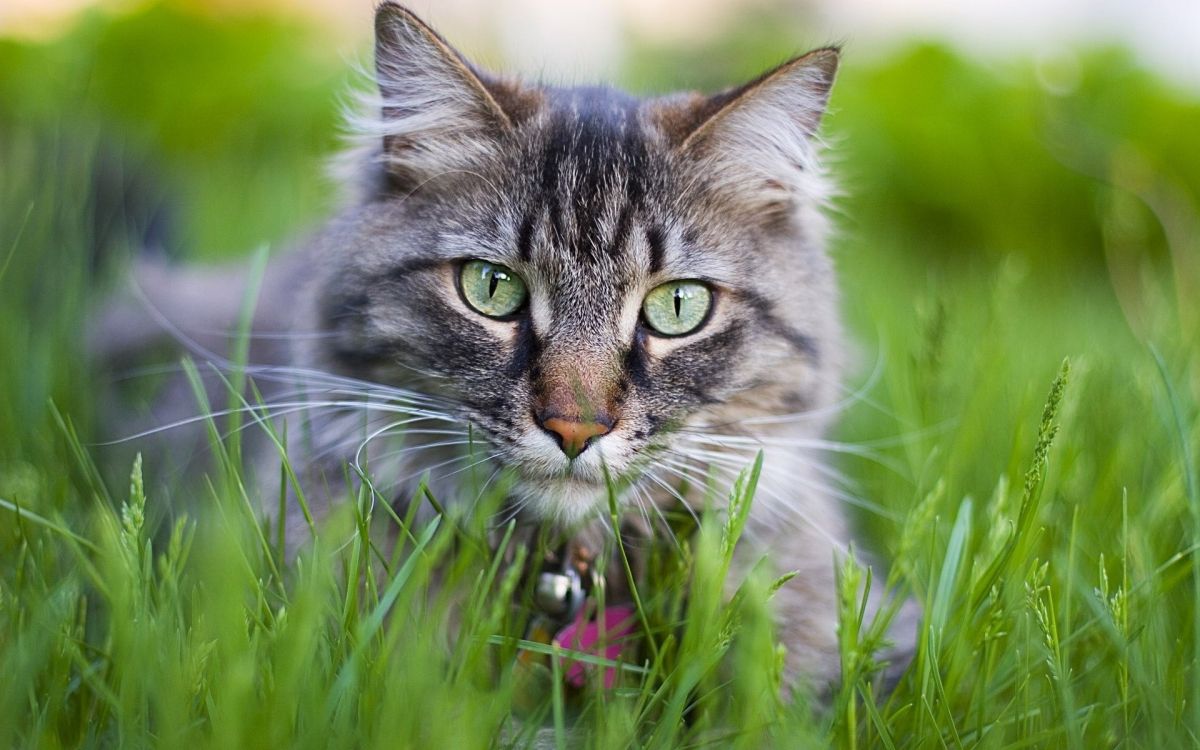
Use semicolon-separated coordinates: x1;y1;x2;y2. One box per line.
664;47;840;216
368;3;518;190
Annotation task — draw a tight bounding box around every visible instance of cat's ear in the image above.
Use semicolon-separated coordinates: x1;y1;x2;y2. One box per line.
371;3;536;188
656;48;838;215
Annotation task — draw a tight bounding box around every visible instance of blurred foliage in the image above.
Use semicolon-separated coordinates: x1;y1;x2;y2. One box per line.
0;2;351;261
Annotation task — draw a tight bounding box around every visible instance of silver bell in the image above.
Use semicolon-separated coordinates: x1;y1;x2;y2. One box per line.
535;568;585;620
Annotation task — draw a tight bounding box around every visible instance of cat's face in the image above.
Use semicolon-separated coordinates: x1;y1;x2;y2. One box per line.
310;4;842;522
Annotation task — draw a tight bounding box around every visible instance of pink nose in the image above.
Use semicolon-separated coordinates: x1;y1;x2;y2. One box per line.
540;416;612;459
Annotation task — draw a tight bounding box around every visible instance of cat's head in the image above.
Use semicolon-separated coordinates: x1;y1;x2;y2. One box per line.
310;2;843;522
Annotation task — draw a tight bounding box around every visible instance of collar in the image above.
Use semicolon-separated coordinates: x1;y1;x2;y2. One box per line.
515;530;637;695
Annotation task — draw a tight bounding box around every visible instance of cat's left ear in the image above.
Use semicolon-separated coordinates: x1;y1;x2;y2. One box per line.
371;3;539;189
656;48;839;215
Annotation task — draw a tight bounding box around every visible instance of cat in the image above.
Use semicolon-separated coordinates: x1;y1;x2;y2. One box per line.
95;1;917;692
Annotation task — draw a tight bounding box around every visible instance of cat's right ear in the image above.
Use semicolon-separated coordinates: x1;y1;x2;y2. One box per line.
652;48;838;218
371;3;536;190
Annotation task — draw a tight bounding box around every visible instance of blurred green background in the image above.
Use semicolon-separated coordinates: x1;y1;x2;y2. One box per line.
1;1;1198;745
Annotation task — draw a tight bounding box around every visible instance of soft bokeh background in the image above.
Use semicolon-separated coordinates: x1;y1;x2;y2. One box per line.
1;0;1199;745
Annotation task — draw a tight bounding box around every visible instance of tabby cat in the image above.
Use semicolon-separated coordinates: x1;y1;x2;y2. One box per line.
100;2;915;690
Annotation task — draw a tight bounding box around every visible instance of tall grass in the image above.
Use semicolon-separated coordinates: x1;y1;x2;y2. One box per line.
2;3;1199;747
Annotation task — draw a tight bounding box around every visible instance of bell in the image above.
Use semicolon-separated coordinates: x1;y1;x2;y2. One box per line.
535;569;584;620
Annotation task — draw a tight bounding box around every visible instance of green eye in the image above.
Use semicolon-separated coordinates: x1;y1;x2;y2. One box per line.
459;260;528;318
642;280;713;336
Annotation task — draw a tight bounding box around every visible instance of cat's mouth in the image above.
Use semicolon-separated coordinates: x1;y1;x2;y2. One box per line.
508;446;638;522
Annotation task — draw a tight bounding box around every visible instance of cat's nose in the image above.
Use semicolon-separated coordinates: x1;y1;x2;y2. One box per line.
538;415;612;459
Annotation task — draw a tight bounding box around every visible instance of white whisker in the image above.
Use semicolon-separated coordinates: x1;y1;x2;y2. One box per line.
631;482;682;552
371;439;476;463
639;470;700;528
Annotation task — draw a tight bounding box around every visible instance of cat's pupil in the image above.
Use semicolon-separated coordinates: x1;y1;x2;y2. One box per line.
488;271;499;298
673;287;683;318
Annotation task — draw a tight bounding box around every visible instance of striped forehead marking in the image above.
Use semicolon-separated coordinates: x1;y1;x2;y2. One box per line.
532;88;653;266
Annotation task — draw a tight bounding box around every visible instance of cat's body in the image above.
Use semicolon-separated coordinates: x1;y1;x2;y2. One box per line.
96;3;915;690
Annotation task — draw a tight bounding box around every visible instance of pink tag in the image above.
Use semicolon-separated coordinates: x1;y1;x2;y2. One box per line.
552;605;637;689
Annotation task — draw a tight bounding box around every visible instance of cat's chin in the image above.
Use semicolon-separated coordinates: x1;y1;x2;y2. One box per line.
512;475;618;525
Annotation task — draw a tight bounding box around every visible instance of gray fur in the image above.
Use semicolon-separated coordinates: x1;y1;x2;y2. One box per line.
96;2;916;690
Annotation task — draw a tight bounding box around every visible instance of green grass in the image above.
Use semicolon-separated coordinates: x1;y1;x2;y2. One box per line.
2;3;1199;747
